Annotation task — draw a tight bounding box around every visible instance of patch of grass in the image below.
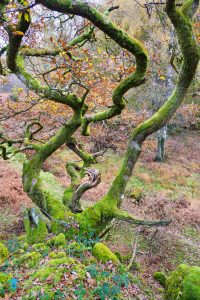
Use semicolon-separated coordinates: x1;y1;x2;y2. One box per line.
9;152;27;173
184;227;200;242
40;171;65;200
0;209;18;240
170;239;200;267
9;152;65;201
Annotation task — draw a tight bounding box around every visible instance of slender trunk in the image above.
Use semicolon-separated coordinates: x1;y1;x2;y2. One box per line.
154;28;175;162
22;113;81;221
155;125;168;162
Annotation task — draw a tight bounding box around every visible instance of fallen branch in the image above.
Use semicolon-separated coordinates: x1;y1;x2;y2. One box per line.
127;226;142;270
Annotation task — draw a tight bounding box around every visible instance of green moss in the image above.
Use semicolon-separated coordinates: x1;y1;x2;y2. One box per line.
32;266;55;281
76;205;103;231
62;186;74;206
27;285;55;300
32;243;49;252
68;242;89;254
181;0;194;15
32;266;66;283
121;253;132;262
128;187;144;201
22;162;74;234
48;257;75;266
182;267;200;299
23;209;48;245
46;233;66;247
0;242;9;264
13;251;42;268
21;242;29;251
40;170;65;200
76;195;116;232
17;235;26;243
73;263;86;279
41;190;74;233
0;272;12;287
92;242;119;264
153;272;167;288
165;264;200;300
114;251;123;262
49;251;66;259
0;272;12;297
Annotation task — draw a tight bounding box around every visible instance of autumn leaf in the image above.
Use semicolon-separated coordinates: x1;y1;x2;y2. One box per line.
159;75;166;80
24;13;30;22
13;31;24;36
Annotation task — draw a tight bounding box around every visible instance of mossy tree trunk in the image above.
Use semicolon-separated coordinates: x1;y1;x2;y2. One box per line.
0;0;199;236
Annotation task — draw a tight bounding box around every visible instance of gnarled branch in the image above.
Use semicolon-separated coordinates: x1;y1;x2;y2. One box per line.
115;210;171;227
70;168;101;213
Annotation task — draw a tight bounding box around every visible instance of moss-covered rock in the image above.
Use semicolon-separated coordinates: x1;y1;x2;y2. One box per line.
49;251;66;259
32;243;50;254
128;187;144;201
0;242;9;264
164;264;200;300
92;242;119;264
68;241;89;254
13;251;42;268
46;233;66;247
153;271;167;287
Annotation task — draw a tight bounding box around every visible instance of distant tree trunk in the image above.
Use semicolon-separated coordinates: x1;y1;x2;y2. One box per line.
154;28;176;162
155;125;168;162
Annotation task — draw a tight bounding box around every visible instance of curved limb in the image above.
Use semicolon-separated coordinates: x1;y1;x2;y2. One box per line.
70;168;101;213
22;111;82;220
0;132;31;159
66;137;96;168
64;140;101;212
24;120;44;150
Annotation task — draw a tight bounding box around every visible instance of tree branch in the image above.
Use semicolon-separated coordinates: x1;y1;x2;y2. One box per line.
24;120;44;150
70;168;101;213
35;0;148;136
115;210;171;227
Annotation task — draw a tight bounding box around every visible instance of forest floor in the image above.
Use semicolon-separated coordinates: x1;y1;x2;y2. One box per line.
0;129;200;299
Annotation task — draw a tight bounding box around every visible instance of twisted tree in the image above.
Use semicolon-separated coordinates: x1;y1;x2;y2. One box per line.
0;0;199;241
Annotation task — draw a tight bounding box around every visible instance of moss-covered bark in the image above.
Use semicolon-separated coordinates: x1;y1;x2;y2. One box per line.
22;112;82;219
